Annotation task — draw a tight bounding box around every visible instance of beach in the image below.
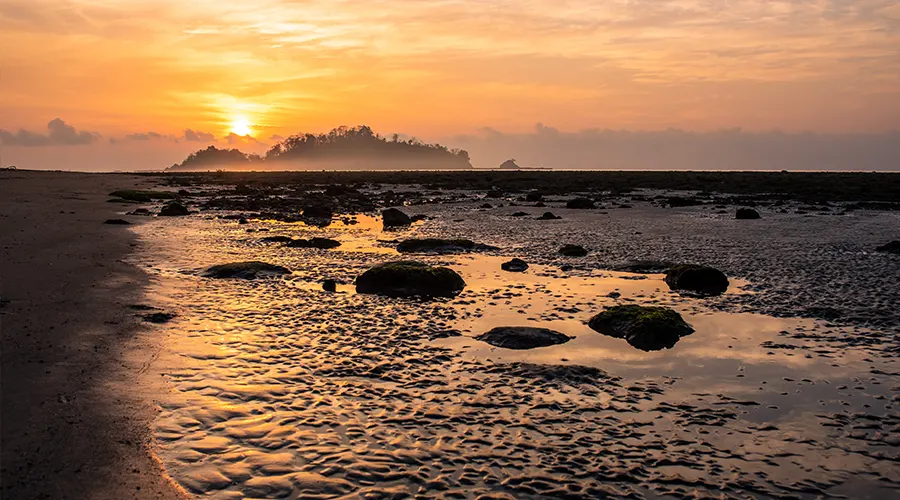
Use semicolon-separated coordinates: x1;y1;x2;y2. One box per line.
0;171;184;499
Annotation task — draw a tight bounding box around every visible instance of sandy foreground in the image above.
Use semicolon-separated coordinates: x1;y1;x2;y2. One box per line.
0;171;185;499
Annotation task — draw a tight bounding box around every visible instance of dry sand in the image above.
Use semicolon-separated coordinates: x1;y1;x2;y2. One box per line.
0;171;185;499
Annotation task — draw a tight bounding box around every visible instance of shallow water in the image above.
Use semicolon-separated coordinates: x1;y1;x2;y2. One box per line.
130;208;899;499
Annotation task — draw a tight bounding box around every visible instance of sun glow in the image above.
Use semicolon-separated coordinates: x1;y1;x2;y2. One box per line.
230;117;253;136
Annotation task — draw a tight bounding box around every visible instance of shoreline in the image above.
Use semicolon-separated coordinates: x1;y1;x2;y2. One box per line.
0;171;184;499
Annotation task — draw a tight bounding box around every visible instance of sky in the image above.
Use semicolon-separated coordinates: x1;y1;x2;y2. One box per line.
1;0;899;170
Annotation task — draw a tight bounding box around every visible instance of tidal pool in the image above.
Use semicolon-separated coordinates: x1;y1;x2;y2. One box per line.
130;210;899;499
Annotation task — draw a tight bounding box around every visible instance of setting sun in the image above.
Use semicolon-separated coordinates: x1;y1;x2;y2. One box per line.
230;117;253;137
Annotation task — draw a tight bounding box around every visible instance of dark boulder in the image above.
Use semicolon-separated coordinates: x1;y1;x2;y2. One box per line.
480;203;493;209
476;326;572;350
666;197;703;208
382;207;412;227
665;264;729;296
566;197;596;209
501;258;529;272
525;191;543;202
536;212;561;220
487;189;504;198
397;238;495;254
355;261;465;298
158;202;189;216
287;237;341;249
126;208;151;216
202;261;291;279
142;312;176;323
875;241;900;254
736;208;761;219
588;305;694;351
510;211;529;217
322;279;337;292
558;244;588;257
104;219;131;225
260;235;294;243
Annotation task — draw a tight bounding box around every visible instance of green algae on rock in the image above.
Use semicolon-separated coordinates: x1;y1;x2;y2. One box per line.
355;261;465;297
588;305;694;351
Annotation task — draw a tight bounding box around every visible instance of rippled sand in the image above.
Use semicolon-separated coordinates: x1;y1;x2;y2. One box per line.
129;202;898;499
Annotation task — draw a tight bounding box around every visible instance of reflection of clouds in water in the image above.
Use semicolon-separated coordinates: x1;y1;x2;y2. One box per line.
130;207;898;499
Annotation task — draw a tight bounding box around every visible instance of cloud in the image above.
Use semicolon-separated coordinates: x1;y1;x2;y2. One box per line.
125;131;167;141
184;129;215;142
446;124;900;171
0;118;99;146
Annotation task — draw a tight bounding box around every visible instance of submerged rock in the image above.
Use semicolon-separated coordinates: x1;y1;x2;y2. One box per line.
355;261;465;297
875;241;900;254
501;258;529;272
736;208;761;219
396;238;494;254
665;264;729;296
588;305;694;351
476;326;572;350
566;197;596;209
202;261;291;279
558;244;588;257
142;312;176;323
259;235;294;243
382;207;411;227
611;260;674;274
104;219;131;225
158;202;190;216
286;237;341;249
536;212;562;220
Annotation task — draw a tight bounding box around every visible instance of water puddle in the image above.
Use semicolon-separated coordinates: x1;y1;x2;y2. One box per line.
129;213;899;499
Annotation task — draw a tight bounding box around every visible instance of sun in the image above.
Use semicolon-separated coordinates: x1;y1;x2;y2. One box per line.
230;116;253;136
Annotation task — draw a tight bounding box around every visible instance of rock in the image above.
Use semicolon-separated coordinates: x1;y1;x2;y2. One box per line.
534;201;546;207
286;237;341;249
480;203;493;209
666;197;703;207
875;241;900;254
104;219;131;225
142;312;176;323
510;211;529;217
501;258;529;272
588;305;694;351
382;207;412;227
558;244;588;257
202;261;291;279
260;235;294;243
536;212;561;220
322;279;337;292
476;326;572;350
238;217;248;224
126;208;151;216
409;214;429;222
611;260;674;274
736;208;761;219
355;261;466;298
487;189;504;198
158;202;189;216
566;197;596;209
396;238;494;254
525;191;543;202
108;190;175;202
665;264;729;296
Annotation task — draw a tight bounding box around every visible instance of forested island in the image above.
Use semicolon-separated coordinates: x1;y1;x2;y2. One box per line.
166;125;471;171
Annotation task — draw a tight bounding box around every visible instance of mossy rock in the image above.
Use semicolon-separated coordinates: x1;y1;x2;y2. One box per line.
476;326;571;350
588;305;694;351
665;264;729;296
202;261;291;279
559;244;588;257
109;190;175;202
355;261;465;297
396;238;494;254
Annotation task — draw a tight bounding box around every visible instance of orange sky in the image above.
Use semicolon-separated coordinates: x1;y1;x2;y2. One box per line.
1;0;899;169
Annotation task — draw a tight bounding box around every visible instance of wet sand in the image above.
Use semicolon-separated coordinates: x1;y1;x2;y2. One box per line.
0;171;185;499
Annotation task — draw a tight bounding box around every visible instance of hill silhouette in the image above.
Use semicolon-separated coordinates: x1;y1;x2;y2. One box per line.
166;125;471;171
